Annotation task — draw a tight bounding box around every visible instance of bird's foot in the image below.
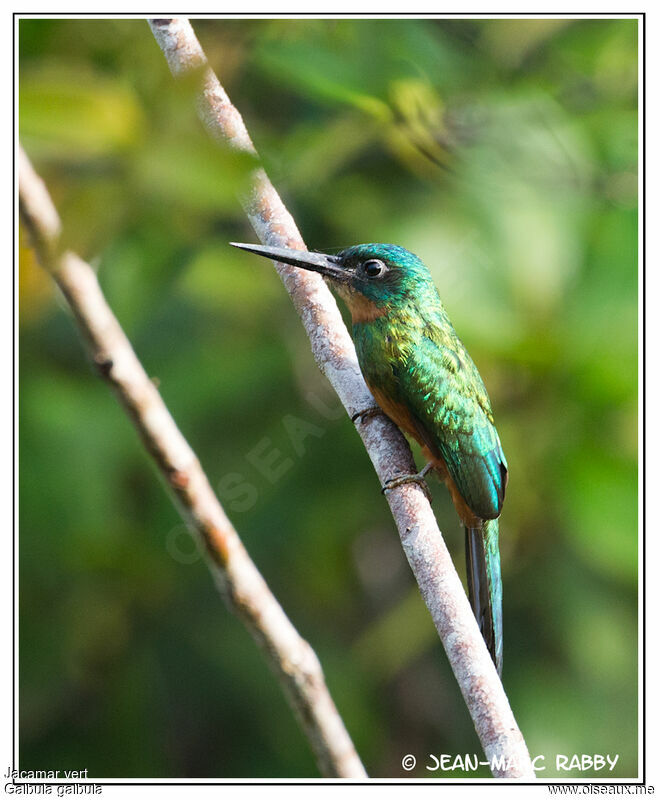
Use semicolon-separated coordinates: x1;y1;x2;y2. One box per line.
351;405;384;424
382;462;434;503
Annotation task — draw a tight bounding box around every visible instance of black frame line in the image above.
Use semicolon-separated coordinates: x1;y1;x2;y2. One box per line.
12;10;646;788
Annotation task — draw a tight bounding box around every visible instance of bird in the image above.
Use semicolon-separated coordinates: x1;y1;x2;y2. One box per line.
231;241;508;675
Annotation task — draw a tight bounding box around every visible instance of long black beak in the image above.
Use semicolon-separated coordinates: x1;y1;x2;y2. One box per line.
230;242;350;283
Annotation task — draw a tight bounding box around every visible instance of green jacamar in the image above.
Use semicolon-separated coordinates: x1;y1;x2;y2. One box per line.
231;241;508;675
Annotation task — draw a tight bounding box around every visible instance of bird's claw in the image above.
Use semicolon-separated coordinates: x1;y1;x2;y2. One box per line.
382;463;434;503
351;405;384;424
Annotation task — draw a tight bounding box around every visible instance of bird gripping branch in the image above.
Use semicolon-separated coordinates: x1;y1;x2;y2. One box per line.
231;241;508;675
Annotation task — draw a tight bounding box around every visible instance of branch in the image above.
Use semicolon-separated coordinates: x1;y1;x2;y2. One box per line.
18;146;367;780
148;17;535;779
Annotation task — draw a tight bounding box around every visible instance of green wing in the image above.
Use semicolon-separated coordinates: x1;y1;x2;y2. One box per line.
397;326;507;520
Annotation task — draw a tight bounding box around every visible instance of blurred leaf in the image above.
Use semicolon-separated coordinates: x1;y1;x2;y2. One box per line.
276;114;379;191
353;588;438;680
135;138;257;213
559;449;637;583
20;64;144;159
19;231;54;325
481;19;572;68
178;242;283;314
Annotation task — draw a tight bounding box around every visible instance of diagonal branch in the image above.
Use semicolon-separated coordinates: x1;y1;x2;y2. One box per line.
18;145;367;780
148;17;535;779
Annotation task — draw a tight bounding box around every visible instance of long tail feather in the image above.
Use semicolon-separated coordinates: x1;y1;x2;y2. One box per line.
465;520;503;675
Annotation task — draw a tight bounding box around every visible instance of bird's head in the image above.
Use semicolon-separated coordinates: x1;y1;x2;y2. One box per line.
231;241;436;322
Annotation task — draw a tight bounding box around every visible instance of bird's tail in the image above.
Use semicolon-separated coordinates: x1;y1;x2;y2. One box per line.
465;519;503;675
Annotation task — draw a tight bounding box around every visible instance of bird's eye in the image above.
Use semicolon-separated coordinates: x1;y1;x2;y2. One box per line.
363;259;385;278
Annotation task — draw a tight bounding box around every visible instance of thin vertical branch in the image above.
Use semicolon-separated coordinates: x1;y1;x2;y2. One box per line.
18;145;367;780
148;17;534;778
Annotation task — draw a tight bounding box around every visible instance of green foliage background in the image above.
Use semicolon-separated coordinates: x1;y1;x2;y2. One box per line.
19;18;638;779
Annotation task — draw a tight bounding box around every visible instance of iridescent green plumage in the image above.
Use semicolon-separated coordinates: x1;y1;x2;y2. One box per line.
341;245;507;523
231;240;508;674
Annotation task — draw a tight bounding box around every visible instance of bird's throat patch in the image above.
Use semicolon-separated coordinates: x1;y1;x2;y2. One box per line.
334;284;388;323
